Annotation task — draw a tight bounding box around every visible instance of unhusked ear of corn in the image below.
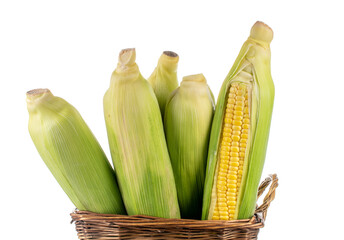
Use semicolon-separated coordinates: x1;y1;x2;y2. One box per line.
164;74;214;219
202;21;275;220
148;51;179;115
27;89;125;214
103;48;180;219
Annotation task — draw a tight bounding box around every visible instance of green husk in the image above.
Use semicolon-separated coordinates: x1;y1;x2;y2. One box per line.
148;51;179;115
27;89;125;214
164;74;214;219
103;48;180;219
202;21;275;220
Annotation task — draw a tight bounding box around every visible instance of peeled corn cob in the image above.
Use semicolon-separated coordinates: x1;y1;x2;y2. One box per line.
27;89;125;214
202;21;275;220
148;51;179;115
164;74;214;219
103;48;180;219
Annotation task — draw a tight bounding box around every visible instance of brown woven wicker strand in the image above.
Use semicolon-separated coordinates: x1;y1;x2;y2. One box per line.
71;174;278;240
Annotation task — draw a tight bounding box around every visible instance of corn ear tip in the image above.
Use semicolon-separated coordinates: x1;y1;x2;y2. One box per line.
160;50;179;64
182;73;206;83
26;88;53;110
118;48;136;66
163;51;178;58
26;88;50;97
250;21;273;43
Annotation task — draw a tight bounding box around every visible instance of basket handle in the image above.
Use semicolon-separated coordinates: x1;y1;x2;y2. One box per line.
255;174;278;221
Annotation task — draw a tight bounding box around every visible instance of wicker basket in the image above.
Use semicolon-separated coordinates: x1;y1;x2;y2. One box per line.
71;174;278;240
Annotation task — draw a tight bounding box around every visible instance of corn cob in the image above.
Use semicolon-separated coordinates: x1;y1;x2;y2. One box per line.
148;51;179;115
202;21;275;220
164;74;214;219
27;89;125;214
103;48;180;218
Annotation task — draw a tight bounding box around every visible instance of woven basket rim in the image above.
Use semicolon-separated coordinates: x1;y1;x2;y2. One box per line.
70;174;278;231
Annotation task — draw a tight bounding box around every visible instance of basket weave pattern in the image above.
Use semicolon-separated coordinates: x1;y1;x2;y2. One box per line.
71;174;278;240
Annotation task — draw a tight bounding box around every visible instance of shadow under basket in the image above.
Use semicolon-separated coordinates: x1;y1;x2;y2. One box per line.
71;174;278;240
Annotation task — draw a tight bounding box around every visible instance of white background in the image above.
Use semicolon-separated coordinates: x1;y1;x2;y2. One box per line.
1;0;343;239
